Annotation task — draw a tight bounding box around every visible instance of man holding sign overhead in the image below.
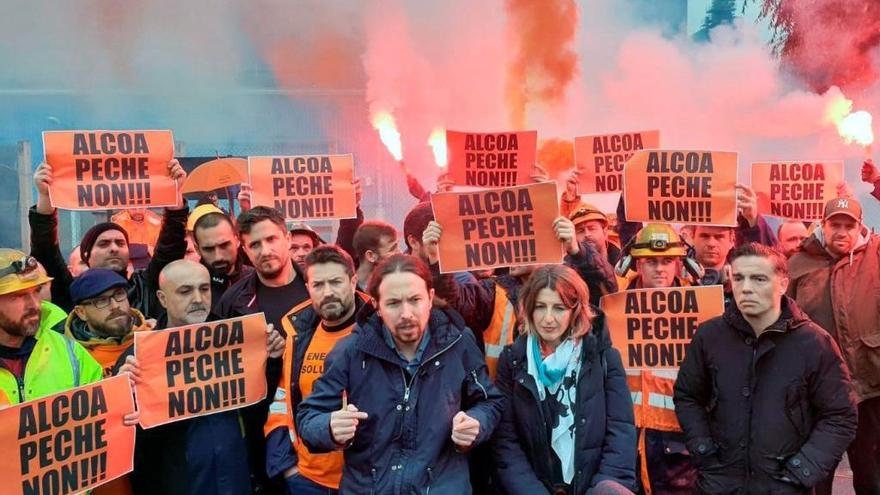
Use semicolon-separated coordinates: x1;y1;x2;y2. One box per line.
29;149;189;319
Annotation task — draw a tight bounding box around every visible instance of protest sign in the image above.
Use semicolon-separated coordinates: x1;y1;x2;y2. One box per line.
751;161;844;221
446;130;538;187
600;286;724;370
575;130;660;193
248;154;356;221
431;181;562;272
624;150;738;225
0;374;135;495
133;314;268;428
43;130;177;210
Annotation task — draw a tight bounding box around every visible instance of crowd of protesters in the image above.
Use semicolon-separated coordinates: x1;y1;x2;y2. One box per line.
0;156;878;495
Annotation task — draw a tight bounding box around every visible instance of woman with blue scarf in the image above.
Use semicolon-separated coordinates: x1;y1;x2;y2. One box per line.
492;264;637;495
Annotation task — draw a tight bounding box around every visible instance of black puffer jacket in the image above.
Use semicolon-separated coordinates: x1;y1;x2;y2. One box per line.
673;296;857;494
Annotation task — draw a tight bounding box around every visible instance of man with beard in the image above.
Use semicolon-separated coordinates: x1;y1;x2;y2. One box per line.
288;223;324;272
0;249;103;406
352;220;400;291
788;198;880;495
189;205;253;308
297;254;503;494
215;206;309;494
63;268;152;376
30;160;189;318
116;260;283;495
266;245;369;494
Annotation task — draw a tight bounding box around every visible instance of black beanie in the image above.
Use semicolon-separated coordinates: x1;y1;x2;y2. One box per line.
80;222;129;265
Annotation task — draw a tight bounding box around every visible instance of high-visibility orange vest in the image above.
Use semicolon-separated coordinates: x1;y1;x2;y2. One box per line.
626;369;681;433
483;284;518;380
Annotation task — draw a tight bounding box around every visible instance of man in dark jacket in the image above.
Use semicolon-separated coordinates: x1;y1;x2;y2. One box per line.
116;259;257;495
214;206;309;494
492;309;637;494
788;197;880;495
189;205;254;309
674;243;857;494
297;254;504;494
29;160;189;319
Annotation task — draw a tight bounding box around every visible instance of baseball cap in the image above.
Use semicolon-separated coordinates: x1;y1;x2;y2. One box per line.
823;197;862;223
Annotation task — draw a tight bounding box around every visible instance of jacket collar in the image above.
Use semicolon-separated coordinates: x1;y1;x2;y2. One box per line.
64;308;150;348
722;295;809;338
354;305;465;365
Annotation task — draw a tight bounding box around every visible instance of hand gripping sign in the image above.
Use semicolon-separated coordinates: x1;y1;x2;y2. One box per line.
248;154;357;221
43;130;177;210
600;286;725;370
133;314;268;428
431;181;563;273
575;130;660;193
751;161;844;221
624;150;738;226
446;130;538;187
0;374;136;495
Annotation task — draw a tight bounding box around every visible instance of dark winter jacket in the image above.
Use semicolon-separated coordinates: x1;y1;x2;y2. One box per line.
213;260;307;321
492;310;637;495
296;306;504;495
207;256;254;311
673;297;857;494
113;314;251;495
29;206;188;319
787;228;880;402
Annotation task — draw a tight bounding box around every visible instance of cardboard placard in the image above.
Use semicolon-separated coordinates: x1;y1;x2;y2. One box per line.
0;374;135;495
751;161;844;221
431;181;562;272
133;314;268;429
248;154;357;221
446;130;538;187
575;130;660;193
624;150;738;226
43;130;177;210
600;286;724;370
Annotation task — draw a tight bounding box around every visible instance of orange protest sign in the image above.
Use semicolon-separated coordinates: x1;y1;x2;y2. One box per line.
248;154;356;221
600;286;724;370
431;181;562;273
751;161;844;221
624;150;738;226
446;130;538;187
133;314;268;429
0;374;135;495
43;130;177;210
575;130;660;193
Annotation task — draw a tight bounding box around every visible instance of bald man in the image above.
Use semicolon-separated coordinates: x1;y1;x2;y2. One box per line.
777;220;809;258
117;259;283;495
156;260;211;327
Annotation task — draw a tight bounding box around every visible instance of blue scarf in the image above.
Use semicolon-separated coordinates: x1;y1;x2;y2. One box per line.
530;335;578;392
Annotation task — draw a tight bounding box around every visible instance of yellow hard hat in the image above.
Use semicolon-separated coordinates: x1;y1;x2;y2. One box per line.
630;223;688;257
187;204;226;231
0;249;52;296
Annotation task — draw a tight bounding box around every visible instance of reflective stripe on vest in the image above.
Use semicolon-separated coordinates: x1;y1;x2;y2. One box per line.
626;369;681;432
483;284;517;380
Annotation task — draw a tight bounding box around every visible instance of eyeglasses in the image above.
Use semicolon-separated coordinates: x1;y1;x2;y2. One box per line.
81;289;128;309
0;256;38;279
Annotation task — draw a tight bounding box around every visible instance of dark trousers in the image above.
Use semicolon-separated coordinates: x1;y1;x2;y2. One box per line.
284;473;338;495
816;396;880;495
644;429;697;495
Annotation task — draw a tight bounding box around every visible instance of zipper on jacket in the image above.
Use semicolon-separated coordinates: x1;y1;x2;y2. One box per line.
15;375;25;402
470;370;488;400
400;333;464;403
425;467;433;495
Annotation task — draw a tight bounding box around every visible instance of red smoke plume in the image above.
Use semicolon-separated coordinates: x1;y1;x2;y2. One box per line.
505;0;579;129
